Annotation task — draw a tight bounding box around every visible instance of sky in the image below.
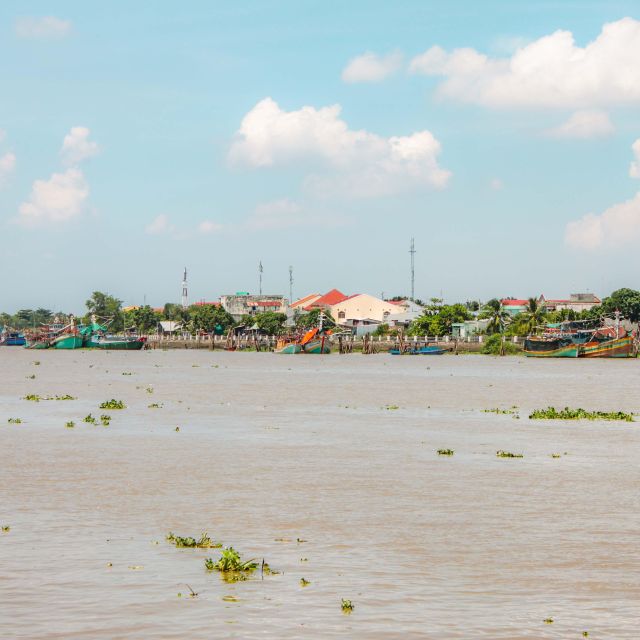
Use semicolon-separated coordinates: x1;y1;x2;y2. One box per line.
1;1;640;312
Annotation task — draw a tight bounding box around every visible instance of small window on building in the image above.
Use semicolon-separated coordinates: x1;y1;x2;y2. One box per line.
338;311;345;319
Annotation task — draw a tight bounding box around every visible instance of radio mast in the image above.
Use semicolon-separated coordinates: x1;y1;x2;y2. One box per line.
409;238;416;301
181;267;188;308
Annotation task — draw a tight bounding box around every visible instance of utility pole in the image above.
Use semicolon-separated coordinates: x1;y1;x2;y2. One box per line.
409;238;416;301
289;265;294;303
258;261;263;295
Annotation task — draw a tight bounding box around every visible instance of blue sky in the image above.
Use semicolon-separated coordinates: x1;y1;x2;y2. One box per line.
1;1;640;312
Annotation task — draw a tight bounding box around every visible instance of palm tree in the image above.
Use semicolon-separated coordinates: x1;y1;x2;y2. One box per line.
520;297;547;334
480;298;510;335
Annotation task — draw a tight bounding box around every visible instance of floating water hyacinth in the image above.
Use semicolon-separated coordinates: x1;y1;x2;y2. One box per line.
496;450;523;458
529;407;633;421
341;599;354;613
166;532;222;549
99;399;125;409
437;449;454;456
83;414;97;424
7;418;22;424
204;547;258;581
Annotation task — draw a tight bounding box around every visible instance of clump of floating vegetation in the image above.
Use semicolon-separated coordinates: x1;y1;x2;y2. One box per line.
300;578;310;587
384;405;400;410
100;414;111;426
483;407;518;415
83;414;97;424
25;374;36;379
341;599;354;613
65;421;75;429
121;372;133;376
1;525;10;533
166;532;222;549
33;361;40;366
496;450;523;458
148;403;162;409
204;547;258;581
52;394;76;401
99;399;126;409
437;449;454;456
551;453;562;459
24;394;41;402
7;418;22;424
543;617;554;624
529;406;633;422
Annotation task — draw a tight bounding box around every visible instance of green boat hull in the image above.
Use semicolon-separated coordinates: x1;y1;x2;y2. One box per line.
275;343;302;354
302;338;331;354
86;337;145;350
25;340;50;349
52;335;84;350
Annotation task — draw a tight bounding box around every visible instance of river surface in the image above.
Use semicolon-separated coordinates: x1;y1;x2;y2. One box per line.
1;349;639;638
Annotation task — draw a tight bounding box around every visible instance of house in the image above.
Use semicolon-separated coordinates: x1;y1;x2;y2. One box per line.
305;289;348;311
539;293;601;313
452;319;489;338
500;299;528;316
157;320;182;335
290;293;322;310
331;294;401;330
220;293;288;321
385;299;424;327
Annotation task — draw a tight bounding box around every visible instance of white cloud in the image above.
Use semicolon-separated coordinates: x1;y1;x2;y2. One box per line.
18;168;88;226
565;191;640;250
60;127;100;165
15;16;71;39
198;220;224;234
409;18;640;109
0;152;16;187
229;97;450;197
546;110;614;139
145;214;173;235
342;51;403;83
630;139;640;178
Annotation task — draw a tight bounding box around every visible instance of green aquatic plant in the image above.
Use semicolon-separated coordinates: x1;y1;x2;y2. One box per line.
166;531;222;549
146;386;154;394
99;399;126;409
53;395;76;400
1;525;10;532
384;405;400;410
300;578;310;587
25;374;36;379
83;414;97;424
148;403;162;408
496;450;523;458
33;361;40;366
100;414;111;426
341;599;354;613
24;394;41;402
175;426;180;432
482;407;518;415
529;406;633;422
543;618;554;624
551;453;561;459
122;372;132;376
65;421;75;429
437;449;454;456
7;418;22;424
204;547;258;578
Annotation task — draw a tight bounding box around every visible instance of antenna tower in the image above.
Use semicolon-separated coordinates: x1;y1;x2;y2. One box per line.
258;261;263;295
409;238;416;301
181;267;188;308
289;265;294;303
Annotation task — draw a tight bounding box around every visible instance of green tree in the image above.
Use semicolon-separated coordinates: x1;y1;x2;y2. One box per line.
85;291;123;329
408;303;471;336
480;299;511;335
187;304;235;334
600;288;640;322
295;308;335;329
519;297;547;334
124;306;160;334
253;311;287;335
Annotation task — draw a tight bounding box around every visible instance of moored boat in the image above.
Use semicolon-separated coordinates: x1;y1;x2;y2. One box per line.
85;334;146;350
274;338;302;354
578;326;635;358
51;334;84;349
0;332;26;346
523;335;579;358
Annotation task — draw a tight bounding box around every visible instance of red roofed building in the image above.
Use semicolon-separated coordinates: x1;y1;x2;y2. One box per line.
500;299;529;316
305;288;348;311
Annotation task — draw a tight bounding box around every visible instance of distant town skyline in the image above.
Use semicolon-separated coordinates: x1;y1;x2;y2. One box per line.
2;1;640;310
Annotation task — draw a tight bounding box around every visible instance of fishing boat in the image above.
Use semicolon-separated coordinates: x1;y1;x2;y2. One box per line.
523;335;579;358
389;345;446;355
300;327;331;354
24;337;51;349
274;337;302;354
50;316;84;349
578;325;635;358
0;331;26;346
81;318;145;350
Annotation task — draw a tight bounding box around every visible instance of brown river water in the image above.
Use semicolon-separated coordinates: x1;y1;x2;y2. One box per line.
1;349;639;639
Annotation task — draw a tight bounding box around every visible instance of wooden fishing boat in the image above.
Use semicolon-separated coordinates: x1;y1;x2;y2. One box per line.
390;346;446;355
274;338;301;354
300;328;331;354
523;336;579;357
0;332;26;346
25;338;50;349
578;327;634;358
